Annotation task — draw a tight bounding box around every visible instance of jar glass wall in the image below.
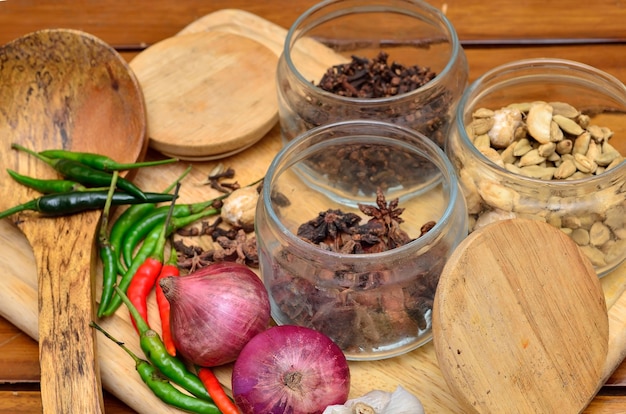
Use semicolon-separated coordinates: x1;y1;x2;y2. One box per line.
445;58;626;277
256;120;468;360
276;0;468;149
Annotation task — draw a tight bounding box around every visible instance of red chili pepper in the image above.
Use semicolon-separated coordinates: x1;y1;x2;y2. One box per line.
156;247;179;356
198;368;240;414
127;255;163;332
127;184;180;333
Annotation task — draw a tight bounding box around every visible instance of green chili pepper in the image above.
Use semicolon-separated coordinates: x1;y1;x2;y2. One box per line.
120;197;227;269
0;191;175;220
109;166;192;272
12;143;148;200
6;169;89;193
39;149;178;171
96;172;120;317
115;286;214;402
120;208;170;269
105;227;161;317
90;322;218;414
103;207;220;316
97;238;118;317
110;203;157;271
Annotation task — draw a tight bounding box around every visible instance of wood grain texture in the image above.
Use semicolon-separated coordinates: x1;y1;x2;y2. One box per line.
0;29;147;413
0;2;626;413
116;44;626;87
0;326;39;383
129;31;278;160
0;390;138;414
433;219;609;413
0;0;625;47
2;127;626;414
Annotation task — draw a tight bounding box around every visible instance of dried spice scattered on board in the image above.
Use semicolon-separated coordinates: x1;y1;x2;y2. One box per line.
174;166;260;272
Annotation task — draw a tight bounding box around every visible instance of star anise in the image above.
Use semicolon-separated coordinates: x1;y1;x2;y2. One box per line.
213;229;258;266
358;188;412;249
297;209;362;244
175;226;259;272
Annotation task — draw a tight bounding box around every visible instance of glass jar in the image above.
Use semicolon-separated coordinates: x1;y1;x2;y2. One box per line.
446;58;626;277
256;120;468;360
276;0;468;149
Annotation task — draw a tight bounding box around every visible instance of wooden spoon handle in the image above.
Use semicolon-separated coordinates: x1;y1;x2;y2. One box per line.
25;214;103;414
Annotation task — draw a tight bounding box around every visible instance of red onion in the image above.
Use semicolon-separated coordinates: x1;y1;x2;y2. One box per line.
232;325;350;414
159;262;270;367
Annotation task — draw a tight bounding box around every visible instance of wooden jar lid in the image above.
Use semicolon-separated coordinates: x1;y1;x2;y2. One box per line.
433;219;609;413
130;31;278;160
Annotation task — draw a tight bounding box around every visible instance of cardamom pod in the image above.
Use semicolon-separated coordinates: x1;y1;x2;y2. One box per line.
573;153;597;174
572;132;591;155
555;139;573;155
526;102;553;144
513;138;532;157
518;149;547;167
473;108;495;118
554;159;577;179
549;101;580;118
471;117;495;136
553;114;585;136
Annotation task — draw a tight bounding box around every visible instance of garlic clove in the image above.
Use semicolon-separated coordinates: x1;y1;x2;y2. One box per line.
322;385;424;414
220;185;259;229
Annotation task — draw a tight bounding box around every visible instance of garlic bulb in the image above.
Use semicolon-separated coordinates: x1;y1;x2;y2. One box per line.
220;186;259;229
322;385;425;414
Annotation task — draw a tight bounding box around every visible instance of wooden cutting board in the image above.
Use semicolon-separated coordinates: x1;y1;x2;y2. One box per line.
1;9;626;414
3;126;626;414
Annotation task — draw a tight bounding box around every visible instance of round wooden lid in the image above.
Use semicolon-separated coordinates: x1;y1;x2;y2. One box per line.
433;219;609;413
130;31;278;160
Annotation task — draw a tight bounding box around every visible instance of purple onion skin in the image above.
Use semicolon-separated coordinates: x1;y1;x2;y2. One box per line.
232;325;350;414
160;262;271;367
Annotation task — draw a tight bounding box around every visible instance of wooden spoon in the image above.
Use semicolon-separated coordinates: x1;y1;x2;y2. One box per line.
0;29;147;413
433;219;609;413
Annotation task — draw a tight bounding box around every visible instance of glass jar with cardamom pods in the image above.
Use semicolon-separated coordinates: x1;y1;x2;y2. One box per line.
276;0;468;149
445;58;626;277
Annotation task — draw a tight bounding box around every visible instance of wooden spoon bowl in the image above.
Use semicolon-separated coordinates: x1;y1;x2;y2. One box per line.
0;29;147;413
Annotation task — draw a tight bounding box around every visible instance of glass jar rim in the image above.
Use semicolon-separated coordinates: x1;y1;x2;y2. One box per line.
283;0;464;104
454;57;626;185
262;119;462;259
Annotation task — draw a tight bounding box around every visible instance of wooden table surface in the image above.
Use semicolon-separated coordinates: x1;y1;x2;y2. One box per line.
1;0;626;412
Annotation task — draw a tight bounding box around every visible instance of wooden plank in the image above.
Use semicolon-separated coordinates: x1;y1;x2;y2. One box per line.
607;363;626;386
463;44;626;84
585;395;626;413
0;3;625;414
0;322;39;382
0;0;625;48
438;0;626;43
114;44;626;86
0;389;137;414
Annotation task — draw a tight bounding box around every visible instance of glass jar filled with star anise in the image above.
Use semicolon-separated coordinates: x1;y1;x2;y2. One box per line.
255;120;468;360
